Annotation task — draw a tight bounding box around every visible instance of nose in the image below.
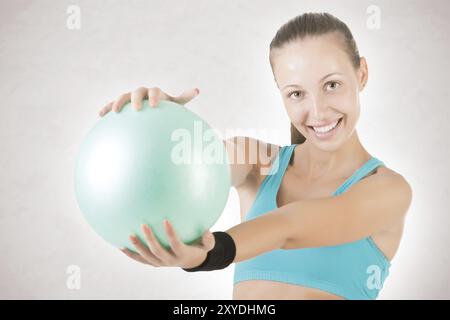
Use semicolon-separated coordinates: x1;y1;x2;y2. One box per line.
310;93;327;120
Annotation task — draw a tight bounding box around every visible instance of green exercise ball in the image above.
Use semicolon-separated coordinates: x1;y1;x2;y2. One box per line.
74;100;231;251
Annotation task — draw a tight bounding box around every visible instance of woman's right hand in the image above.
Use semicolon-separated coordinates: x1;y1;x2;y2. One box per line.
99;86;200;117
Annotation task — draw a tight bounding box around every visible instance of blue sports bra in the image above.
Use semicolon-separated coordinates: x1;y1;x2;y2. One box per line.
233;144;391;300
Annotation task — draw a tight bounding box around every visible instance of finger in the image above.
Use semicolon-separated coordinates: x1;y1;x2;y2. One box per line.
99;101;113;117
120;248;152;265
188;229;214;250
141;224;176;265
147;87;164;107
131;87;147;111
172;88;199;105
129;235;164;266
201;230;215;251
163;219;185;256
111;92;131;113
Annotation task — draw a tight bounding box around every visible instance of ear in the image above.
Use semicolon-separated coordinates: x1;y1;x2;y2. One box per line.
358;57;369;91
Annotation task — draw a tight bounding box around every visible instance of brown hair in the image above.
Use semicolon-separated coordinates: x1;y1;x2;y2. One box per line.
269;12;361;145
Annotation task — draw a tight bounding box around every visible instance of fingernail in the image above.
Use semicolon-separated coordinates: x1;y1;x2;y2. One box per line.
195;88;199;94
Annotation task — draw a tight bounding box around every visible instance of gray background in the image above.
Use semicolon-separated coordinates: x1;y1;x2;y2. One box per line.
1;0;449;299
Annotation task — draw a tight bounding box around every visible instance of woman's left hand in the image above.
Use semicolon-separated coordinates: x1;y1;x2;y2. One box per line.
120;219;215;269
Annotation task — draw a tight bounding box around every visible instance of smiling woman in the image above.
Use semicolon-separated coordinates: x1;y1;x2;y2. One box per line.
105;12;412;300
225;12;411;300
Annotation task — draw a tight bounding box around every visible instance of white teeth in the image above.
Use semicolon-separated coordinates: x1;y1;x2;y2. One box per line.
313;119;339;133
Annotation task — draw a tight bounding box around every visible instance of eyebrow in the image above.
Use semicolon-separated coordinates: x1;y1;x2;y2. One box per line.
281;72;343;90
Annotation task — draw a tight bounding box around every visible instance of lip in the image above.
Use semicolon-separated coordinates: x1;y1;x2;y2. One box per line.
307;117;343;140
307;118;342;127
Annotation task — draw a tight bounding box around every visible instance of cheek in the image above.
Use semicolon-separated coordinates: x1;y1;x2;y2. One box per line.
333;88;361;129
326;87;358;114
285;105;308;127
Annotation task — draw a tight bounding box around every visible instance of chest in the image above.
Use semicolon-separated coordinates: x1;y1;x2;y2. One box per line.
237;169;346;219
276;162;383;207
239;166;379;219
239;157;382;220
275;172;348;207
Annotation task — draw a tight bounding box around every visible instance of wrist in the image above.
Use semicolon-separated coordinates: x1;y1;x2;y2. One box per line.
181;251;208;269
181;231;236;272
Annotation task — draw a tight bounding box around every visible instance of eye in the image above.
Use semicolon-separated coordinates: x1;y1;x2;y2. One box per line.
287;90;304;100
325;81;341;91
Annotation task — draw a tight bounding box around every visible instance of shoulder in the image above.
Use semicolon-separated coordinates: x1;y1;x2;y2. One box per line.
373;165;398;178
344;167;413;220
372;166;412;199
226;137;281;171
224;136;281;187
252;140;282;176
225;136;281;158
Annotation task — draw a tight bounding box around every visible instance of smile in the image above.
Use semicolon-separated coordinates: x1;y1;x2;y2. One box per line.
307;117;343;140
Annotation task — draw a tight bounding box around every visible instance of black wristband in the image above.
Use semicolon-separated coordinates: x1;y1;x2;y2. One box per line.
182;231;236;272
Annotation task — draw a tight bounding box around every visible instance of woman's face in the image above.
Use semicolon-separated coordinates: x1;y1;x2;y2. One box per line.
272;32;368;151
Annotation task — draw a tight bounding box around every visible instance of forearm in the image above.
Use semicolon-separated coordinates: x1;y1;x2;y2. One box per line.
223;197;342;264
225;211;290;263
224;196;347;263
185;175;410;271
183;199;330;272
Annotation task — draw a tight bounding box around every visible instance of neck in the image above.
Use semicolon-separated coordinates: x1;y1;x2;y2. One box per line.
293;130;371;182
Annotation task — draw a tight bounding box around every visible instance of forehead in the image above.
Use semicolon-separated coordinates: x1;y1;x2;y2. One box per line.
272;34;353;86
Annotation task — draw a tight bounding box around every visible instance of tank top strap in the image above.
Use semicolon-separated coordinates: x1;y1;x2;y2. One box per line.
333;157;385;196
267;144;297;187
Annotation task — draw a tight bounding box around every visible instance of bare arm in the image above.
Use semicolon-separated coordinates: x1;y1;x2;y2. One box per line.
223;137;280;188
224;173;412;263
281;173;412;249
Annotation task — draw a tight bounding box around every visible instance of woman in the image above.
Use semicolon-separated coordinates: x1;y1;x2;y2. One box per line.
99;12;412;300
